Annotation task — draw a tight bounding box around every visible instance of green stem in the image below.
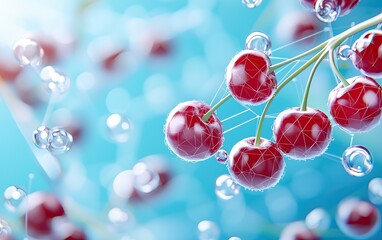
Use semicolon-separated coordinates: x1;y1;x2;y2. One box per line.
202;94;232;122
301;48;328;111
328;47;349;86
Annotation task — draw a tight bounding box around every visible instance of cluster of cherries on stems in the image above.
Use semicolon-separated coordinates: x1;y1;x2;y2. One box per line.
165;9;382;193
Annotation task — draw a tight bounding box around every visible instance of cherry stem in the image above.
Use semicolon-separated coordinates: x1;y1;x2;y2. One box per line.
328;47;349;86
202;94;232;122
301;48;328;111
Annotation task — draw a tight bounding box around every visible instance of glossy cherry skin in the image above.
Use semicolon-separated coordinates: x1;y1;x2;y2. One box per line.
273;107;332;160
328;76;382;133
299;0;360;16
165;101;223;161
226;50;276;105
337;198;380;238
228;137;285;190
21;192;66;238
351;30;382;78
280;222;321;240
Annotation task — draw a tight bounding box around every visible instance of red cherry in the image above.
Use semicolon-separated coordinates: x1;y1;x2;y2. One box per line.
280;221;321;240
51;217;87;240
337;198;380;238
165;101;223;161
21;192;66;238
351;30;382;78
227;137;285;190
328;76;382;133
273;107;332;160
226;50;276;105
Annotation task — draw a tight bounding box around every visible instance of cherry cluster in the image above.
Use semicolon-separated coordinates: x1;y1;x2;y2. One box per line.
165;6;382;192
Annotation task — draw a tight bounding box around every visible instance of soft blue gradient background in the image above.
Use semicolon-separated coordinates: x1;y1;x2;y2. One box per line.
0;0;382;239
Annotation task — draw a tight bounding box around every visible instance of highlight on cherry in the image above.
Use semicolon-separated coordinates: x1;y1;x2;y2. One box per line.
164;10;382;191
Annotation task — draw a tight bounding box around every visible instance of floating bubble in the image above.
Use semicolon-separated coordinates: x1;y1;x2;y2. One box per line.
215;149;228;164
369;178;382;205
0;218;12;238
13;38;44;66
133;162;160;194
40;66;71;94
215;174;240;200
241;0;262;8
113;170;135;200
337;45;354;61
314;0;340;23
198;220;220;240
245;32;272;55
108;208;130;224
33;126;52;149
4;186;26;212
305;208;331;231
228;237;241;240
48;128;73;154
342;145;373;177
106;114;132;143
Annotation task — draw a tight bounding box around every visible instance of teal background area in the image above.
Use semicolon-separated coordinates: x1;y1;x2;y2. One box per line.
0;0;382;239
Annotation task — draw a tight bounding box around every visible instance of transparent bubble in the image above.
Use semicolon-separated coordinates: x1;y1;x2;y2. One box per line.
215;149;228;164
305;208;331;231
245;32;272;55
314;0;340;23
40;66;71;94
228;237;241;240
198;220;220;240
133;162;160;194
215;174;240;200
369;178;382;205
241;0;262;8
108;208;130;224
4;186;26;212
48;128;73;154
13;38;44;66
342;145;373;177
337;45;354;61
33;126;52;149
106;114;132;143
0;219;12;237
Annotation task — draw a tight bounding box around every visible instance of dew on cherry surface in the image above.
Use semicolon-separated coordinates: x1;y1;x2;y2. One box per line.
106;113;132;143
3;186;26;212
133;162;160;194
241;0;262;8
305;208;331;232
40;66;71;94
33;126;52;149
0;218;12;238
342;145;373;177
215;149;228;164
337;45;353;61
13;38;44;67
245;32;272;56
368;178;382;205
197;220;220;240
48;128;73;154
215;174;240;200
314;0;340;23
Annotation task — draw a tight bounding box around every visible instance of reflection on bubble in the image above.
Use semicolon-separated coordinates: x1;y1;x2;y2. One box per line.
106;114;132;143
215;149;228;164
113;170;135;199
40;66;71;94
4;186;26;212
33;126;52;149
198;220;220;240
245;32;271;55
228;237;241;240
133;162;160;194
215;174;240;200
13;38;44;66
108;208;130;224
0;218;12;238
337;45;353;61
314;0;340;23
342;145;373;177
48;128;73;154
241;0;262;8
369;178;382;205
305;208;331;231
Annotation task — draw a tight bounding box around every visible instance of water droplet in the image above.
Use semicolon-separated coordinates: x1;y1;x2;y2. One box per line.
0;218;12;238
215;174;240;200
48;128;73;154
342;145;373;177
108;208;130;224
133;162;160;194
33;126;52;149
13;38;44;66
245;32;272;55
305;208;331;231
337;45;354;61
368;178;382;205
4;186;26;212
241;0;262;8
40;66;71;94
215;149;228;164
106;114;132;143
198;220;220;240
314;0;340;23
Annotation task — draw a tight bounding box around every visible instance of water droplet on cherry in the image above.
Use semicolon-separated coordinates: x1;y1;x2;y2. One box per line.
369;178;382;205
337;45;354;61
13;38;44;67
245;32;272;56
33;126;52;149
314;0;340;23
4;186;26;212
215;174;240;200
342;145;373;177
241;0;262;8
40;66;71;94
305;208;331;231
215;149;228;164
106;113;132;143
198;220;220;240
48;128;73;154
